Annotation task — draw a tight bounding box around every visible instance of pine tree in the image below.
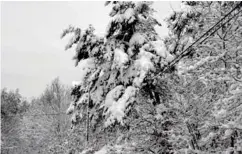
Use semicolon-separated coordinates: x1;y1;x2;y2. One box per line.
61;1;177;153
62;1;174;129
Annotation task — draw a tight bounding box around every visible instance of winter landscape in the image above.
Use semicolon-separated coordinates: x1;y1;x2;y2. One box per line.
1;1;242;154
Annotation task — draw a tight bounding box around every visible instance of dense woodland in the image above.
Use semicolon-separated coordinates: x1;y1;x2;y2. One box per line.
1;1;242;154
1;78;73;153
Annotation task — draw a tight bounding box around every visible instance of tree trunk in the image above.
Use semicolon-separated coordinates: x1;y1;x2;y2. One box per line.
86;86;91;147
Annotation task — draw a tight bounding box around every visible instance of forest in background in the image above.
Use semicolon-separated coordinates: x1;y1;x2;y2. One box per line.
1;1;242;154
1;78;75;154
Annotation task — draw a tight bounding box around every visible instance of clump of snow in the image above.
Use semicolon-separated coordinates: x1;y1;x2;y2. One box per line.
151;40;174;61
72;81;82;87
105;86;137;126
123;8;135;23
124;8;134;19
129;33;146;46
82;58;96;68
113;86;137;122
133;70;146;87
104;85;125;110
136;49;155;71
112;7;135;24
77;58;96;81
166;54;175;62
113;48;129;69
133;49;155;87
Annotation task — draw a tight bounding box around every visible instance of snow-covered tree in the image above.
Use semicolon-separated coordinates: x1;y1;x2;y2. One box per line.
163;1;242;153
62;1;242;153
61;2;181;153
19;78;72;153
1;88;28;154
62;1;174;129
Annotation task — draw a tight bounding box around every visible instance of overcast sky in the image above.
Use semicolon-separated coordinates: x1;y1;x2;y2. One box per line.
1;1;181;98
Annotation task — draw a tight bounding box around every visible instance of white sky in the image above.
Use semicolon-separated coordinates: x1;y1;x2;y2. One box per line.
1;1;181;98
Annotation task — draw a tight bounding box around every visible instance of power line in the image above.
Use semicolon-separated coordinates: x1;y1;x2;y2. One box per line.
152;1;242;79
164;9;242;75
199;9;242;45
168;5;242;69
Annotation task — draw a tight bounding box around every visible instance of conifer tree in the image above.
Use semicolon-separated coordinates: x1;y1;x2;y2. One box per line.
62;1;174;128
61;2;178;153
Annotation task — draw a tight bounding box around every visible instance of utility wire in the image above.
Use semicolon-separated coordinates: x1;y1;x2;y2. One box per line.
169;5;242;69
165;8;242;74
152;1;242;79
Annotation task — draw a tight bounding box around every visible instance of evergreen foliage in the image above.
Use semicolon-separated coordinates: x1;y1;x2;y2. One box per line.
62;1;174;130
61;1;242;153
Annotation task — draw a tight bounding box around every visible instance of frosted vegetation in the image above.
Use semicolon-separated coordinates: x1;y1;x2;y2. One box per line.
1;1;242;154
62;1;173;128
61;1;242;153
